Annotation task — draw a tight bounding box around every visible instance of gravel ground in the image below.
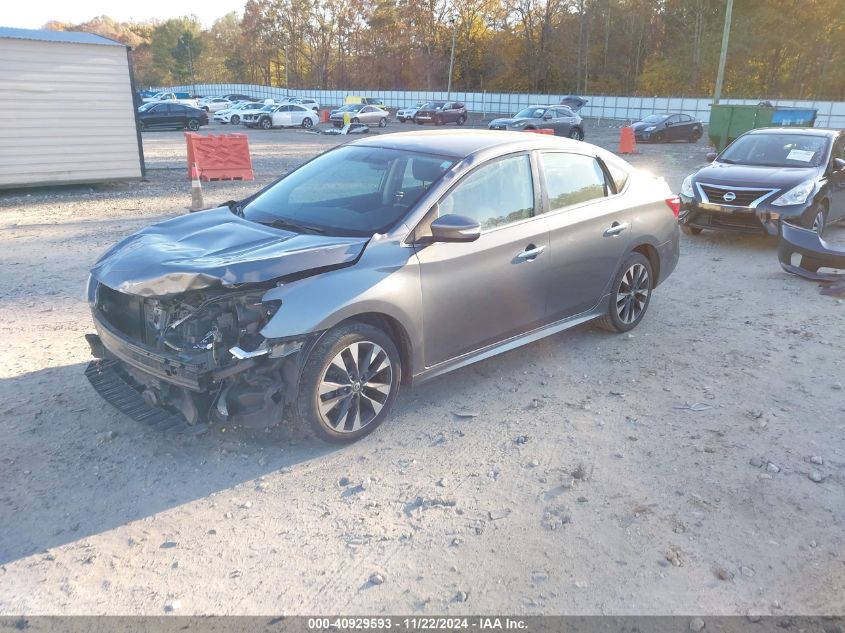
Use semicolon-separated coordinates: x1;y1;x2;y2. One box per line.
0;120;843;616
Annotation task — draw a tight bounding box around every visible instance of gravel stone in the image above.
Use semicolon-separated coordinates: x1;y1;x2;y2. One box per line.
369;573;384;585
808;470;824;483
689;617;705;632
749;457;764;468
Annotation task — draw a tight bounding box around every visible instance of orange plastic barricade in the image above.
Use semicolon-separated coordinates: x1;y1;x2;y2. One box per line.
522;128;554;135
185;133;255;182
618;127;637;154
320;109;330;123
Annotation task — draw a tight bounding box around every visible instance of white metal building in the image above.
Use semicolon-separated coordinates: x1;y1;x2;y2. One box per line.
0;27;144;189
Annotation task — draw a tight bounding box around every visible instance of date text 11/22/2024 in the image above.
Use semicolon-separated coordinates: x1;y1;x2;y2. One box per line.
307;618;528;630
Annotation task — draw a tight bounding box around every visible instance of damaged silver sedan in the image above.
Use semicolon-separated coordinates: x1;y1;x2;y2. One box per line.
86;131;679;443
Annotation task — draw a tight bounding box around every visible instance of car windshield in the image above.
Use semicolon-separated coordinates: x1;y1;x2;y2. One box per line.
422;102;445;110
242;146;456;237
642;114;668;123
719;133;829;167
515;107;546;119
338;105;361;112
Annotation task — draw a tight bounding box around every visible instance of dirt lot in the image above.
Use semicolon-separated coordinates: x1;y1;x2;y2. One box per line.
0;120;843;616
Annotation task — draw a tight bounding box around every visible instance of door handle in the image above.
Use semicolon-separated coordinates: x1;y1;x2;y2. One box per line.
603;222;629;237
517;244;546;261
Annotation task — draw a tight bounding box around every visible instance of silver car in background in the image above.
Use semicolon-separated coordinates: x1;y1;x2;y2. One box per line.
330;104;390;128
85;131;680;443
489;105;585;140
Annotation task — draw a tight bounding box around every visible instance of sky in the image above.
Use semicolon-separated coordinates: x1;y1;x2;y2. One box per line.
3;1;242;29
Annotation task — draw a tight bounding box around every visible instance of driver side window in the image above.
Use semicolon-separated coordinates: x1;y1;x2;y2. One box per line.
438;155;534;231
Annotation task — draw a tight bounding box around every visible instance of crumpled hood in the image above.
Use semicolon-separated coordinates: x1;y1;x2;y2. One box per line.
90;208;370;298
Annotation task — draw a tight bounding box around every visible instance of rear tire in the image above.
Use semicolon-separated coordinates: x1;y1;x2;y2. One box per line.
378;117;387;128
294;322;401;444
596;253;654;333
689;129;702;143
568;127;584;141
456;115;466;126
302;117;313;129
186;118;200;131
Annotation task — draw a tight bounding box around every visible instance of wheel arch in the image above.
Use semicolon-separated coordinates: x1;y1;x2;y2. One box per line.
339;312;414;385
632;243;660;285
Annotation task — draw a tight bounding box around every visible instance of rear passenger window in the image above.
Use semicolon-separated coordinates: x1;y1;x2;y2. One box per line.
598;153;630;194
540;153;608;210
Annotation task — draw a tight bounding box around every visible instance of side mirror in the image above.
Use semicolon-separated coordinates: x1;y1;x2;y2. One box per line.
706;151;718;163
833;157;845;172
430;214;481;243
543;114;552;120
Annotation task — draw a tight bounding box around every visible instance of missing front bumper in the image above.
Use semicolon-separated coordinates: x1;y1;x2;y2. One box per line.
85;359;205;434
778;222;845;281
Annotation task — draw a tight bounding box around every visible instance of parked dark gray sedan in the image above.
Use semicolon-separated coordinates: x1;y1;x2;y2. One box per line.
632;113;703;143
85;131;680;443
488;105;585;140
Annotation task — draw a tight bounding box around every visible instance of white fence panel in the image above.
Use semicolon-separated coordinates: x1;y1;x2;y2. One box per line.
154;83;844;127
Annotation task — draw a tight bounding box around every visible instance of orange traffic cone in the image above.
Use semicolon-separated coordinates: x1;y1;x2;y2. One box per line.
618;127;637;154
190;162;205;212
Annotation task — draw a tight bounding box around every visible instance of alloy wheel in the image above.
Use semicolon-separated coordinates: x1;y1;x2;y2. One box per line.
812;209;825;234
616;263;650;325
316;341;393;434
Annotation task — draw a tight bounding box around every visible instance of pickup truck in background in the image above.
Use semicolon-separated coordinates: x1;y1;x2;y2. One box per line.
142;92;199;108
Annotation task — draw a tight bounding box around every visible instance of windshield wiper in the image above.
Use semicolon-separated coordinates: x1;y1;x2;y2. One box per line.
265;218;326;234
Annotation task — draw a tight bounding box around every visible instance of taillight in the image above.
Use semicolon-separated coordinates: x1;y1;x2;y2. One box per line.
665;195;681;218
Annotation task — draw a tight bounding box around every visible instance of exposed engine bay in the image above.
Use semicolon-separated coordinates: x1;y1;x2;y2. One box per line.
88;281;310;429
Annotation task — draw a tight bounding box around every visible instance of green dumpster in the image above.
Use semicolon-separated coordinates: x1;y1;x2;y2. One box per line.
708;104;818;151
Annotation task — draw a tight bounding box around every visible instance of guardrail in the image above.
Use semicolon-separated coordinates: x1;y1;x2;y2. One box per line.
157;84;845;128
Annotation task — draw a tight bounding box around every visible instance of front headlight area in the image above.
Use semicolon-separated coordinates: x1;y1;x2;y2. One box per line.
644;126;656;132
681;175;695;198
771;179;816;207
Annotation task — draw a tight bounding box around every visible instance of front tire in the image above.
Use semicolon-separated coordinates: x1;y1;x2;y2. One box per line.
294;322;401;444
230;115;240;125
260;117;272;129
596;253;653;333
351;117;360;124
807;205;827;235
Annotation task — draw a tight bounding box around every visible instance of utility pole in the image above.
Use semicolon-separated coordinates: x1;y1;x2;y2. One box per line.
713;0;734;104
180;34;196;95
447;15;457;99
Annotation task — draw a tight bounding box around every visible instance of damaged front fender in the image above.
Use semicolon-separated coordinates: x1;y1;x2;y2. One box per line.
778;222;845;281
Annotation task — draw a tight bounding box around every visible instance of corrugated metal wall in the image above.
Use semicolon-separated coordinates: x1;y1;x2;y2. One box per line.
0;38;142;188
155;83;845;129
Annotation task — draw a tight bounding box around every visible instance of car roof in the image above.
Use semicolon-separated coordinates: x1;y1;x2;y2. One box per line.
348;130;590;159
745;127;838;138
